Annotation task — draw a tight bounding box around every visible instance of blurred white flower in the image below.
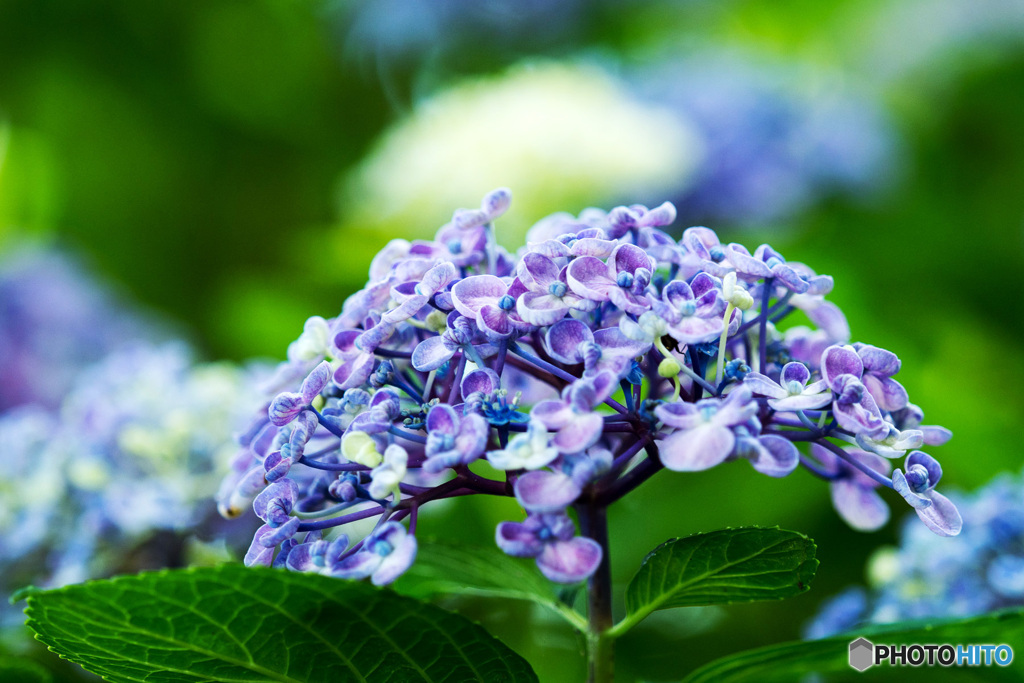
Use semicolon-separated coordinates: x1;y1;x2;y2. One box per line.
338;61;701;246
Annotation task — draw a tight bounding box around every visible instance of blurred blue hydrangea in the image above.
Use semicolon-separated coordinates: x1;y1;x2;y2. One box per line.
806;470;1024;639
631;49;900;226
0;246;158;411
0;343;259;628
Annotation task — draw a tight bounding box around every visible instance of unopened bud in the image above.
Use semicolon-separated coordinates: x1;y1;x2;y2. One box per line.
425;309;448;333
342;430;383;468
658;357;682;378
722;272;754;310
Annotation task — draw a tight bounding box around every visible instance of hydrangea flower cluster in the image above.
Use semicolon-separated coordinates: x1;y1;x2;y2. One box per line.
0;343;257;626
222;189;960;588
807;470;1024;639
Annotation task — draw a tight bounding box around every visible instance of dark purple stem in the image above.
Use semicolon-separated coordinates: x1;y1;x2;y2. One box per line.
759;277;772;372
311;407;344;438
296;504;384;532
388;426;427;444
610;436;650;473
374;348;413;359
688;348;706;401
596;442;664;506
732;290;793;337
602;422;642;433
764;429;819;442
298;456;368;472
446;353;467;404
494;339;509;377
505;353;565;390
460;471;511;496
799;454;841;480
815;439;893;488
510;343;627;414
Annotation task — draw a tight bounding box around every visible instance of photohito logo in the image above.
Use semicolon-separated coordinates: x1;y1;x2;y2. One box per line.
849;638;874;672
848;637;1014;671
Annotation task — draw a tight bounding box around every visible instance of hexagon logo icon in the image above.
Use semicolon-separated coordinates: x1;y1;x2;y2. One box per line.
849;637;874;672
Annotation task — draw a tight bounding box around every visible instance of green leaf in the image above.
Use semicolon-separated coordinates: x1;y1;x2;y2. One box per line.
682;608;1024;682
9;585;41;603
611;527;817;637
23;564;537;683
393;539;587;631
0;658;52;683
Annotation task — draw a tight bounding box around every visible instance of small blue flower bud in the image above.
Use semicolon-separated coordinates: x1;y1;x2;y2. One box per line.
329;474;359;502
498;294;515;311
548;282;568;298
625;360;644;385
616;271;635;288
693;341;718;357
377;360;394;381
905;464;930;493
724;359;751;381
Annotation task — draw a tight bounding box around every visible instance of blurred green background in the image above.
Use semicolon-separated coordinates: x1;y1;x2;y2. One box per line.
2;0;1023;680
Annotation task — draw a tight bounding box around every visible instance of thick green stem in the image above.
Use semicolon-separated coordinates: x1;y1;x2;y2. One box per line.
579;503;614;683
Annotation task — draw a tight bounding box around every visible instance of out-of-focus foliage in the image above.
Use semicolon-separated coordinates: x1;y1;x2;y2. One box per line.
0;123;59;241
0;0;392;360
